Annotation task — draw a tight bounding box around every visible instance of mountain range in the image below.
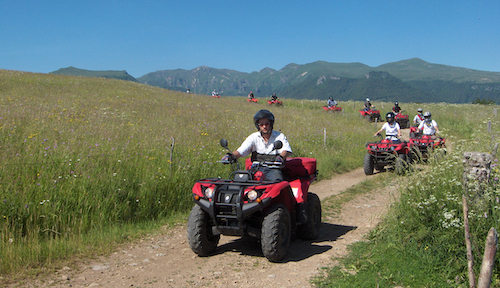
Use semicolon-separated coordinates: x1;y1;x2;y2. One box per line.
50;58;500;104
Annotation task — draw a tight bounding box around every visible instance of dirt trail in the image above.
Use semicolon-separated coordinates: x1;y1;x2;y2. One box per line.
11;128;409;288
10;169;398;288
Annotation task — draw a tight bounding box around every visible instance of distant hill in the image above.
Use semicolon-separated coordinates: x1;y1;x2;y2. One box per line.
135;58;500;104
52;59;500;104
50;67;138;82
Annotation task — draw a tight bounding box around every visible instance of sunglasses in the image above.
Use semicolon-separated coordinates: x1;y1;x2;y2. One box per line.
258;122;271;127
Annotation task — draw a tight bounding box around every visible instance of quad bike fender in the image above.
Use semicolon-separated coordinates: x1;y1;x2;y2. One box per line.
288;178;313;204
256;181;296;215
192;182;209;198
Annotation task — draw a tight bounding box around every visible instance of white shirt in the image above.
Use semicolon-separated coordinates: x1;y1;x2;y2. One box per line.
418;120;438;135
381;122;400;138
413;114;424;125
236;130;292;157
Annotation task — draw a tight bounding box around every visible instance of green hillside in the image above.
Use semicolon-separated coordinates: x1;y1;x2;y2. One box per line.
50;59;500;104
136;58;500;103
51;66;138;82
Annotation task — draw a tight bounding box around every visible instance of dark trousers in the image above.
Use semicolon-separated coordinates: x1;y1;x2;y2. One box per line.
261;167;284;182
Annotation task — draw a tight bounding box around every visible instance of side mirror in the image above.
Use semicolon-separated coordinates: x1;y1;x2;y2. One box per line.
220;139;228;149
273;141;283;150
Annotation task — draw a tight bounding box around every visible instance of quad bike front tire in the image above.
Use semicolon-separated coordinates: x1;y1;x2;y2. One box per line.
187;205;220;256
395;153;407;175
261;204;291;262
297;192;322;240
364;153;375;175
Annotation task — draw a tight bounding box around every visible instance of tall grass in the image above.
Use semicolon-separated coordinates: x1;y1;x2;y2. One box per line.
314;103;500;286
0;70;375;275
2;70;499;284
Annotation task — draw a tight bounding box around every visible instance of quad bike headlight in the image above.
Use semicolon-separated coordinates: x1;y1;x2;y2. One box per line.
204;187;215;199
247;190;259;201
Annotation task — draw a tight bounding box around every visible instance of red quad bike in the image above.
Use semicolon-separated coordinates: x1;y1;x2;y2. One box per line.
247;98;258;103
322;106;342;112
394;112;410;129
359;108;381;122
363;134;411;175
187;139;321;262
408;133;446;162
267;99;283;106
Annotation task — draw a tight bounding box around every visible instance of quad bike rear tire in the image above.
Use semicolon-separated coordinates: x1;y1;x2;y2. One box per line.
297;193;322;240
187;205;220;256
261;204;291;262
363;153;375;175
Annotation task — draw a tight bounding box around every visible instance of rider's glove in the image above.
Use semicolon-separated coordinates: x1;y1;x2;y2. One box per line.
275;155;284;165
221;153;235;162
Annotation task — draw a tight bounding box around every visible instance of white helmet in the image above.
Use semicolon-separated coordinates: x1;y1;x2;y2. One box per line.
366;98;370;101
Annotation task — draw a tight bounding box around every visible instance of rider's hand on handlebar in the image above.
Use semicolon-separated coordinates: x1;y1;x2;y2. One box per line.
275;155;284;165
221;153;235;163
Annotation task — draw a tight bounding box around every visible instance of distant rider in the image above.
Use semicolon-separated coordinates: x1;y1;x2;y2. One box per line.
418;111;439;138
271;93;278;101
222;110;292;182
327;96;337;108
364;98;372;111
374;112;401;142
248;91;255;99
392;102;401;114
413;108;424;126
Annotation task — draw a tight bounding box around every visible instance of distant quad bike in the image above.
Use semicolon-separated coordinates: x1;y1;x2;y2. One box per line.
267;99;283;106
359;108;381;122
187;139;321;262
247;98;258;103
394;112;410;129
364;134;411;175
408;129;446;162
322;106;342;112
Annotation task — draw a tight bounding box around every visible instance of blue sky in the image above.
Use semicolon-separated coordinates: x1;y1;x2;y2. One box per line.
1;1;499;78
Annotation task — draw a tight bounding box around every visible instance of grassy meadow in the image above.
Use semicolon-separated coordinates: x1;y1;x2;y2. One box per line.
1;70;499;286
314;106;500;286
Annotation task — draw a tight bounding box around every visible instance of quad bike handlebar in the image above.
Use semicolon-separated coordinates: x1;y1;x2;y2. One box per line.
218;138;283;168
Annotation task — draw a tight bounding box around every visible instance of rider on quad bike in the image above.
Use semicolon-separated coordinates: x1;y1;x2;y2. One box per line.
187;110;321;262
413;108;424;126
409;111;445;161
364;112;410;175
374;112;401;140
323;96;342;112
359;98;380;121
392;102;401;114
391;101;410;128
223;109;291;181
364;98;372;111
409;108;424;137
418;111;440;138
